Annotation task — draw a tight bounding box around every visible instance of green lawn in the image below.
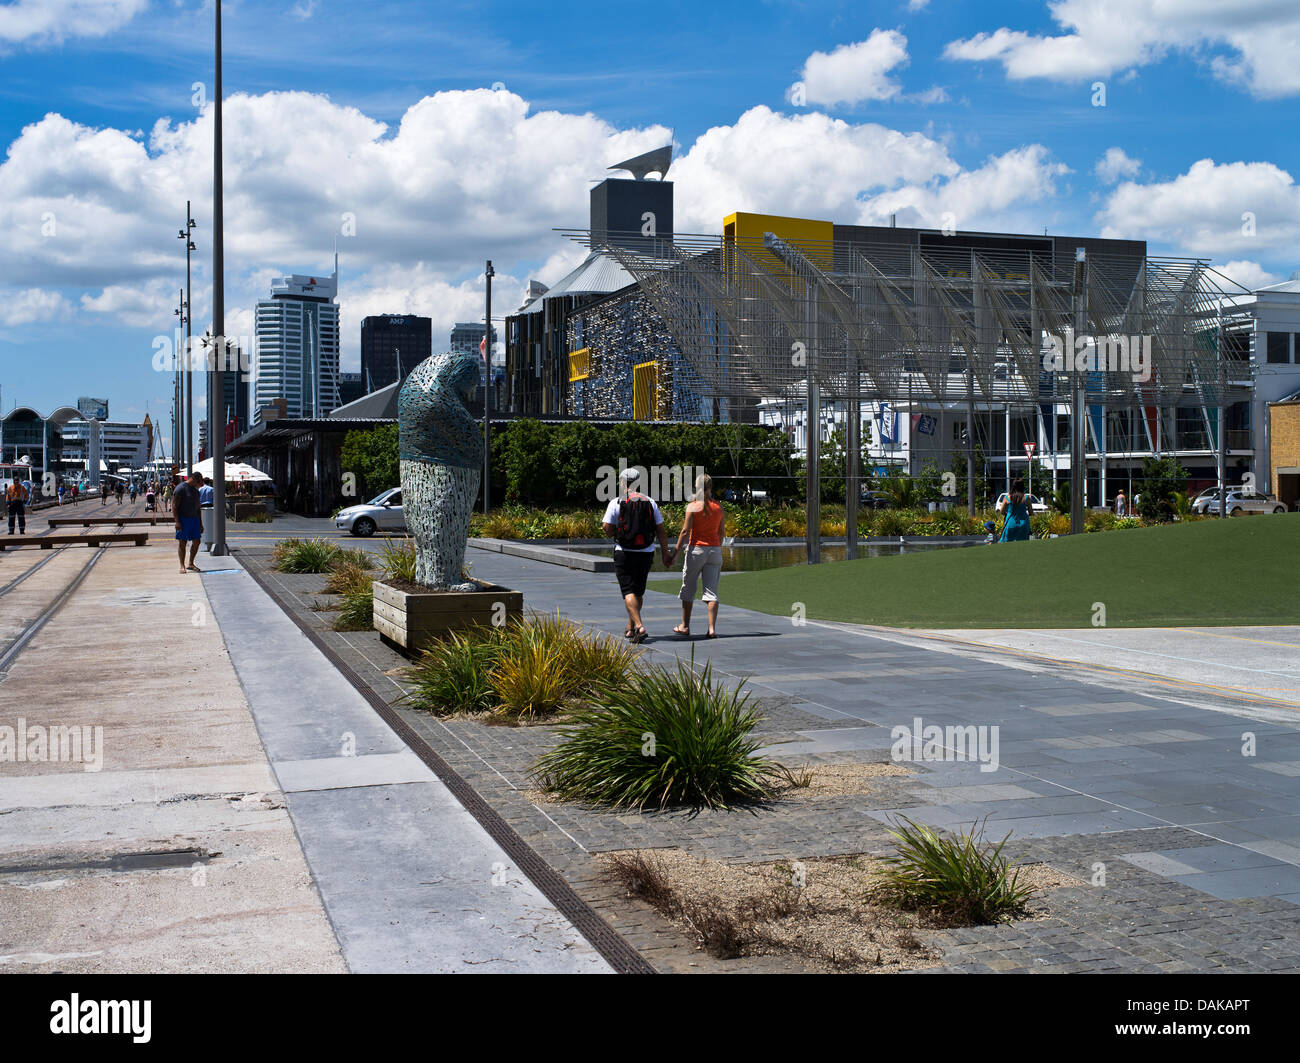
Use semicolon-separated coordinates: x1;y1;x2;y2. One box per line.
647;515;1300;628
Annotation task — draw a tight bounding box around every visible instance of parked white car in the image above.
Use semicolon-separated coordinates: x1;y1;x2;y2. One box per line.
1197;489;1288;516
995;492;1050;514
335;487;406;537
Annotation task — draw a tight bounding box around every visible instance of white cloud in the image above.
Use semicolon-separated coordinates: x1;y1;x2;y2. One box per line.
1098;158;1300;256
1095;147;1141;184
1;90;1066;353
945;0;1300;98
907;0;930;10
0;0;148;47
790;30;910;107
908;86;949;104
0;287;72;326
1216;260;1281;292
290;0;318;20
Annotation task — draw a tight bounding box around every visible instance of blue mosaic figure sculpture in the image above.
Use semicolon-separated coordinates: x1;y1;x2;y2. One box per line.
398;351;483;591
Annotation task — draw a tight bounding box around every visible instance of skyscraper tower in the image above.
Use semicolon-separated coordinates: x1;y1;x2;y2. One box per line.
253;269;340;423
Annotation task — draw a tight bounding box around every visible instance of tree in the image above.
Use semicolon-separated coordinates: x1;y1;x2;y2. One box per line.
339;424;398;500
1135;456;1188;523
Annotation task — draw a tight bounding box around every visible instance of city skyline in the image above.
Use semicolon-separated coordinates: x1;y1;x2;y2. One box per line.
2;0;1299;436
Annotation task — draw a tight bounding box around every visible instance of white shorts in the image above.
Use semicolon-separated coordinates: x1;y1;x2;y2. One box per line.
679;545;722;603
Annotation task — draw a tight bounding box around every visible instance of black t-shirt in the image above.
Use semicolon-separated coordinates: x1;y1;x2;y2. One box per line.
173;482;201;519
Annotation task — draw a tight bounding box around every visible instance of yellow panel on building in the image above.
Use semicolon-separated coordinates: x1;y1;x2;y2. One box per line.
568;347;590;382
632;361;659;421
723;211;834;274
1269;400;1300;507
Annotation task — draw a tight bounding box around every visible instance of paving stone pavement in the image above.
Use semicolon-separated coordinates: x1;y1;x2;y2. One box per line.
236;542;1300;973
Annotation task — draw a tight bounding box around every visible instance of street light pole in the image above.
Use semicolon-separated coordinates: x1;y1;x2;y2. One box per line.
179;203;196;473
484;260;494;514
210;0;228;556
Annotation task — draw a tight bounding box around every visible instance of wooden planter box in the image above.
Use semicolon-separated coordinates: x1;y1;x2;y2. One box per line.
372;579;524;654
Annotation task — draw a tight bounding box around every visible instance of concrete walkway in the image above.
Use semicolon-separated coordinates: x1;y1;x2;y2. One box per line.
201;553;611;973
0;538;344;972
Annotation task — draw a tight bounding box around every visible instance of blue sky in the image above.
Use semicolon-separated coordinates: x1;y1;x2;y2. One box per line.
1;0;1298;446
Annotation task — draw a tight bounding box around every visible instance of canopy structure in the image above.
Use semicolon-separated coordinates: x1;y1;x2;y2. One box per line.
561;230;1252;413
191;457;271;482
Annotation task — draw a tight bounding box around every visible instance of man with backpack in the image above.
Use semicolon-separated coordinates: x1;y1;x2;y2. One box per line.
602;467;672;643
6;474;29;534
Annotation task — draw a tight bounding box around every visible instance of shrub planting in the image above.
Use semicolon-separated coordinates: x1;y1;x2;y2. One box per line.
274;537;341;573
871;817;1038;925
531;656;792;809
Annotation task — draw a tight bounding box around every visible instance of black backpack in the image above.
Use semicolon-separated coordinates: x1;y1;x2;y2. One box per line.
616;494;656;549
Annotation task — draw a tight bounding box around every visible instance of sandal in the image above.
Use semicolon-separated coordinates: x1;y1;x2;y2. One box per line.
631;627;648;644
672;624;690;636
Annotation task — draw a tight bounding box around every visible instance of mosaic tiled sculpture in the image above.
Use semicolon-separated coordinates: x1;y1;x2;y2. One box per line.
398;351;483;591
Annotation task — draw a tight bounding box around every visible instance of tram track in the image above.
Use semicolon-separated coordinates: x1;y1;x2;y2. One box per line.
0;500;145;673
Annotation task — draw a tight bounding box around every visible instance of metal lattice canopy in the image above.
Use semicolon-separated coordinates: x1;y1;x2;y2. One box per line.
559;230;1252;411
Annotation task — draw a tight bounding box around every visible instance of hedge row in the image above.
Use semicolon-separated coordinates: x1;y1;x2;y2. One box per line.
340;419;796;508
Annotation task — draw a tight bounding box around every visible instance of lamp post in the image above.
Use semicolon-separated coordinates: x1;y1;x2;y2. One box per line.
173;288;187;469
209;0;228;555
483;260;494;514
179;203;197;474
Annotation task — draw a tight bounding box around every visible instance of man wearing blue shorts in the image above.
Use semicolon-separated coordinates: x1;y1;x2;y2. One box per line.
172;470;204;573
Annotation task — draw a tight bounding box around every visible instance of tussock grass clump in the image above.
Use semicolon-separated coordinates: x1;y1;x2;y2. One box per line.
403;613;640;719
378;538;418;583
323;562;373;597
333;584;374;630
871;817;1038;925
274;537;341;573
532;656;792;809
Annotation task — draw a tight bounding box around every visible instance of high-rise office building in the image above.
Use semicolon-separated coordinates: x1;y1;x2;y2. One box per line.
254;272;340;423
450;321;500;385
338;372;365;407
360;315;431;393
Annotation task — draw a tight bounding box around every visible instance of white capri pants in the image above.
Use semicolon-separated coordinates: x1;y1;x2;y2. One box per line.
679;545;722;603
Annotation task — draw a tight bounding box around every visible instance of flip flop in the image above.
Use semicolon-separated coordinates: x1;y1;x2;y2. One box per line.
631;627;648;644
672;625;690;636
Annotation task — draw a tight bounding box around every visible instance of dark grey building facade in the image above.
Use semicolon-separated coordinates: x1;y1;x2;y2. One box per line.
360;314;431;393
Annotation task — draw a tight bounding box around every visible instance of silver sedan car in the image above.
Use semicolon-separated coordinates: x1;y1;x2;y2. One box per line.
1198;489;1288;516
335;487;406;537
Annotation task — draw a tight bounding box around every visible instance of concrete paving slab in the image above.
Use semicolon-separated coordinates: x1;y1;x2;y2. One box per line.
202;555;612;974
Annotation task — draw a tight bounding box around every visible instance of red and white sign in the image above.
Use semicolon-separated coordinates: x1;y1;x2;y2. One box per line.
480;334;487;359
1024;443;1036;459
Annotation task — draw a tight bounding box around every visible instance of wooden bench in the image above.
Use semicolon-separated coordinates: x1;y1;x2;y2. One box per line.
47;516;160;527
0;532;150;551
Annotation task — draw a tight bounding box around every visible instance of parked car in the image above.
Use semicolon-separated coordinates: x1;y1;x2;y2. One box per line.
335;487;405;537
1198;489;1288;516
995;491;1049;514
859;489;893;509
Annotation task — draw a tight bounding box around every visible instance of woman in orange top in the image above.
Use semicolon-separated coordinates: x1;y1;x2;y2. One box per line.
670;473;725;638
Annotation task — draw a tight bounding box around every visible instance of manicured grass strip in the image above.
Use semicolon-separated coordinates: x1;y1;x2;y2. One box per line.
648;515;1300;628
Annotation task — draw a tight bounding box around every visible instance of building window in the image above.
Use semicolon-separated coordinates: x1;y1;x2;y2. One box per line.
1267;332;1291;363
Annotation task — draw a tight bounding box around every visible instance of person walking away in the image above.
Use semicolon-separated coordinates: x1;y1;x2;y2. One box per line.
173;471;205;573
997;477;1033;542
671;473;725;638
1115;489;1128;517
6;475;27;534
601;468;671;643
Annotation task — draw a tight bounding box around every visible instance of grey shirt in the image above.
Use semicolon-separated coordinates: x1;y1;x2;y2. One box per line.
173;482;201;519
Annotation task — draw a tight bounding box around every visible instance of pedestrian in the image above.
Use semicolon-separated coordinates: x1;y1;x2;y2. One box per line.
101;481;109;506
162;478;173;513
129;481;138;503
115;481;124;504
57;482;65;506
671;473;725;638
172;470;205;574
601;467;671;643
1115;489;1128;517
6;474;28;535
997;477;1032;542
